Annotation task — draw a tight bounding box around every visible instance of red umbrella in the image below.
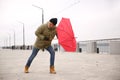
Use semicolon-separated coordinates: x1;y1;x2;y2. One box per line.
57;18;76;52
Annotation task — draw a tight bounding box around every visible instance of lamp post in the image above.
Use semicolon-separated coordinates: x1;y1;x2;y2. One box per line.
17;21;25;49
8;34;11;47
4;38;8;48
32;4;44;24
9;28;16;49
13;30;16;47
12;29;16;49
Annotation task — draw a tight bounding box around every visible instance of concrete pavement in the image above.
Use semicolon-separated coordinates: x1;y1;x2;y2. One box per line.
0;49;120;80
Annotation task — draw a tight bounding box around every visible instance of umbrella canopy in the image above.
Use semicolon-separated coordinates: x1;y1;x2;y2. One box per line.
57;18;76;52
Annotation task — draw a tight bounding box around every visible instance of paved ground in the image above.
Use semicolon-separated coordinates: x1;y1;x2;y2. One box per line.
0;49;120;80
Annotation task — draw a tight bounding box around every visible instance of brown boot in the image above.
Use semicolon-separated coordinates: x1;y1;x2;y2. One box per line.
50;66;56;74
24;66;29;73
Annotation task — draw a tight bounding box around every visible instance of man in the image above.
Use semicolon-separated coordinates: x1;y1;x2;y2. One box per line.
24;18;58;74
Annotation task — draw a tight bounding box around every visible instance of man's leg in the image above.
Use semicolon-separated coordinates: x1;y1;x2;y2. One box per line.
24;47;39;73
46;46;56;74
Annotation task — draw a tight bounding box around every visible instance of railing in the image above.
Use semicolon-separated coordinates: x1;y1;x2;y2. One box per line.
78;38;120;54
2;38;120;54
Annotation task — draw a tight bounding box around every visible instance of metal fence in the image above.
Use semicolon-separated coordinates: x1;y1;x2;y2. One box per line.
2;38;120;54
78;38;120;54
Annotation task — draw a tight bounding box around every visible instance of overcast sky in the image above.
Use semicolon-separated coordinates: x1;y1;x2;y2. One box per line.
0;0;120;46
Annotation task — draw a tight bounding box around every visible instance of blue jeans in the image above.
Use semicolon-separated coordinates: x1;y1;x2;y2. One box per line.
25;46;55;67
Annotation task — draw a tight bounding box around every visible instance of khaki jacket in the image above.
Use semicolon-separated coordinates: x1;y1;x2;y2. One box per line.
34;22;57;49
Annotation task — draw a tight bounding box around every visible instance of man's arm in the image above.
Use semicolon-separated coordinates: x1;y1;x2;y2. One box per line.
35;25;45;40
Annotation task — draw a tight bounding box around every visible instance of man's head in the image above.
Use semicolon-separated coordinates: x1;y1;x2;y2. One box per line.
48;18;57;28
49;18;57;25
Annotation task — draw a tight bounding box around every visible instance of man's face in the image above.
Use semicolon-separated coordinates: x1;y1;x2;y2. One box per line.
48;22;55;28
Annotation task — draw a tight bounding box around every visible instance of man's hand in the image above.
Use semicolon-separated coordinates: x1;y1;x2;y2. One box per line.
44;36;49;40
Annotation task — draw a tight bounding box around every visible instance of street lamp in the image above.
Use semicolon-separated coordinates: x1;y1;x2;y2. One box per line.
13;30;16;48
11;29;16;49
17;21;25;49
32;4;44;24
8;34;11;47
9;28;16;49
4;38;8;48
